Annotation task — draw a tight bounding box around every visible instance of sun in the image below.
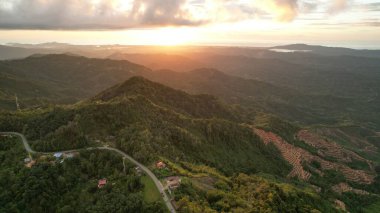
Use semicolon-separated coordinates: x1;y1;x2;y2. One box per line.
139;27;198;46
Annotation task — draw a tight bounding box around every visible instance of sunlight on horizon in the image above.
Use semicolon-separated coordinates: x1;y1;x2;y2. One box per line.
0;0;379;48
133;28;199;46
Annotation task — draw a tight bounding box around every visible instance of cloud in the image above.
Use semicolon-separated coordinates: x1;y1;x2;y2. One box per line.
0;0;203;29
301;2;318;13
0;0;369;30
361;3;380;12
0;0;305;29
129;0;204;26
255;0;299;22
327;0;350;15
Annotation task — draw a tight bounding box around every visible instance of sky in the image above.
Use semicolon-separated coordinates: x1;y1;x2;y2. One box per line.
0;0;379;48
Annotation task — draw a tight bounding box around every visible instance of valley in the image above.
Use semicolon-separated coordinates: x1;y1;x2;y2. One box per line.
0;44;380;212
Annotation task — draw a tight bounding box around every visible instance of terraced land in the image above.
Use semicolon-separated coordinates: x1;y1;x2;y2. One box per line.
254;128;375;184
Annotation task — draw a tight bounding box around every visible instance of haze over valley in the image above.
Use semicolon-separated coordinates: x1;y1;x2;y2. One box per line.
1;0;380;212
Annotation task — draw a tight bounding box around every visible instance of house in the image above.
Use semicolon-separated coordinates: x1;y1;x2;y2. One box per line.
53;152;63;158
98;178;107;188
166;176;181;190
156;161;166;169
25;160;36;168
135;167;143;176
63;152;77;159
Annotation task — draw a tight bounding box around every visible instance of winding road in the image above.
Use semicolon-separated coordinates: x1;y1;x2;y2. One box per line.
0;132;176;213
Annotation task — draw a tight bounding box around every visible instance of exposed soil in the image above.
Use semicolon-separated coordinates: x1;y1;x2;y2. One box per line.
332;182;369;195
253;128;375;184
254;128;311;180
314;127;378;155
297;130;375;172
334;200;347;212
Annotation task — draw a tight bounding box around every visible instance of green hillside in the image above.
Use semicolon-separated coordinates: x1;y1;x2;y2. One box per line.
144;68;380;129
0;77;290;176
0;135;166;212
2;76;379;212
1;54;379;129
0;54;150;108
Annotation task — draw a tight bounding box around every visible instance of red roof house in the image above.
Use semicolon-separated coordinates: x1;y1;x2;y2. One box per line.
156;161;166;169
98;178;107;188
166;176;181;189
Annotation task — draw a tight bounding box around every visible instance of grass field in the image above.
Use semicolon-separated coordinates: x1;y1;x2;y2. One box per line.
141;175;161;203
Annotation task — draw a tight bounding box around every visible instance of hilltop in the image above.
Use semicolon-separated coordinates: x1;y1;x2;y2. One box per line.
1;77;290;176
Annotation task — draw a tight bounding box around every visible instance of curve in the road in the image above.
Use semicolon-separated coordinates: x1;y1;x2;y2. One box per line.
1;132;176;213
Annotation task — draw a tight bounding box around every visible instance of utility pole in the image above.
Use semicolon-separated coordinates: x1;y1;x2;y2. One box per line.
15;94;20;111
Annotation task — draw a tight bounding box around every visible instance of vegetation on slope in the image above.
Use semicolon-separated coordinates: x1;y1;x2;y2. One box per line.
1;54;379;129
1;75;379;212
0;136;165;213
0;77;291;177
0;54;150;108
155;160;338;212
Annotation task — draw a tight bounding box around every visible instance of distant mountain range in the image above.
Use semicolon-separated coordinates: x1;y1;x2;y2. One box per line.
1;54;379;130
2;42;380;61
271;44;380;57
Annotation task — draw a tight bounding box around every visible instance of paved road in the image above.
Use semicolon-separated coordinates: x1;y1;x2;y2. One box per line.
97;147;176;213
1;132;176;213
2;132;36;154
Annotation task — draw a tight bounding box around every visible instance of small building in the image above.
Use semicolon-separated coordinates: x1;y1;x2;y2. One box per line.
166;176;181;190
24;157;31;163
63;152;77;159
25;160;36;168
98;178;107;188
135;167;143;176
156;161;166;169
53;152;63;158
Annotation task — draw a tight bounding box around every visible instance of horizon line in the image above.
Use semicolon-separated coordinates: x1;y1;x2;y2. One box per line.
2;41;380;50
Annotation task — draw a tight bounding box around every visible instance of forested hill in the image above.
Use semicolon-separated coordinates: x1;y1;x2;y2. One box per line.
1;54;379;129
143;68;380;130
0;76;290;176
0;54;150;108
1;75;379;212
91;76;238;120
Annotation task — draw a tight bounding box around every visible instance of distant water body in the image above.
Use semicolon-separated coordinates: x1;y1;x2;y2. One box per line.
269;49;312;53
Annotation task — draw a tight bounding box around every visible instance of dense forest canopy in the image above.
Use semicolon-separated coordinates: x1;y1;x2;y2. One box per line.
0;136;165;213
1;44;380;212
